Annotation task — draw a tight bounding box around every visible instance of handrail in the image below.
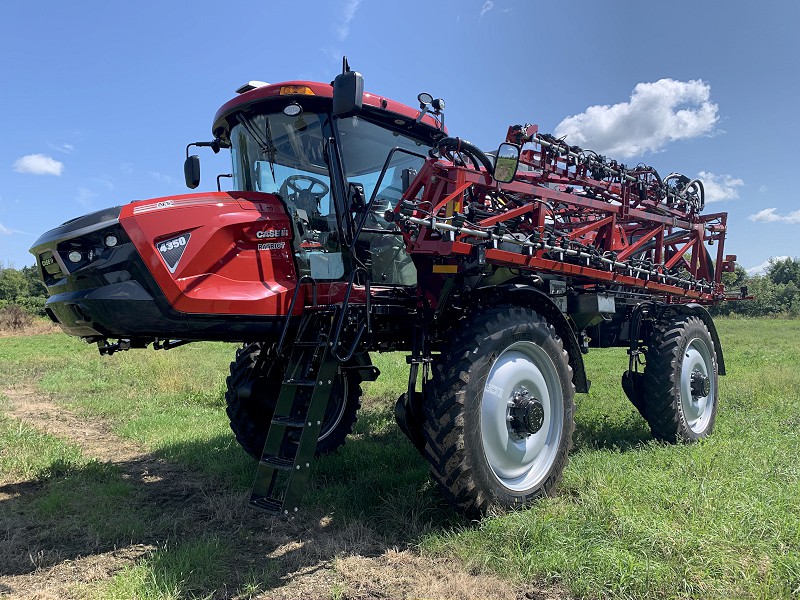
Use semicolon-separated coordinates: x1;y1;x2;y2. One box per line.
275;275;317;358
330;267;371;362
351;147;428;248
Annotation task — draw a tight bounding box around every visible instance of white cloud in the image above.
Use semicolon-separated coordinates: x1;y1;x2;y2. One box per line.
76;187;99;207
13;153;64;176
148;171;177;185
320;45;343;64
747;256;790;275
758;184;768;193
0;222;30;236
554;79;718;158
748;208;800;225
480;0;494;19
48;142;74;154
89;177;115;191
697;171;743;203
335;0;361;41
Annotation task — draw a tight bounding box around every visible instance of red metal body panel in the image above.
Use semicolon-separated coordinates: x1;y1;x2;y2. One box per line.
120;191;299;315
212;80;443;134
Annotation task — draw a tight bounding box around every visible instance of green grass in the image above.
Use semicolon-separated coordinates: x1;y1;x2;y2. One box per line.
422;319;800;599
1;319;799;598
99;538;233;600
0;401;87;482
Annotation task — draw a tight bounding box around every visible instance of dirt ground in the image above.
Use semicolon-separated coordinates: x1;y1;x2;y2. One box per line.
0;386;570;600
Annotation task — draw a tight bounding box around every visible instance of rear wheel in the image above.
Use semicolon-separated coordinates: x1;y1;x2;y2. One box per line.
642;315;719;442
225;343;363;459
423;307;575;515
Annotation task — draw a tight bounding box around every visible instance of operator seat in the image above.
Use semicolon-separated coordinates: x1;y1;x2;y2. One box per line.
294;188;322;218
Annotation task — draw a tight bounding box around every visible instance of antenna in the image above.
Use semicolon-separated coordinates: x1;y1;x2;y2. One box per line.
342;56;351;74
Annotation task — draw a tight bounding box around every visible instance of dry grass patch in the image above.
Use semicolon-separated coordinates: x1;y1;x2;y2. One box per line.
0;316;59;337
332;549;561;600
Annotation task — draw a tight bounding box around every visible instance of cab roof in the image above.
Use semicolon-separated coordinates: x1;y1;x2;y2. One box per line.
212;80;445;141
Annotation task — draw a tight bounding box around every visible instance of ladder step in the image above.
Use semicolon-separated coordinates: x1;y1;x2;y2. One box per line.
271;416;306;428
293;340;327;347
260;456;295;471
250;495;283;514
283;378;318;387
305;305;337;312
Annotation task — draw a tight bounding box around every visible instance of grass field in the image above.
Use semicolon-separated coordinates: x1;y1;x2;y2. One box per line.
1;318;799;599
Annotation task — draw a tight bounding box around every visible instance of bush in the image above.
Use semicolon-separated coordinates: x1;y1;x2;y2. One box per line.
0;304;34;331
0;266;48;318
14;295;47;317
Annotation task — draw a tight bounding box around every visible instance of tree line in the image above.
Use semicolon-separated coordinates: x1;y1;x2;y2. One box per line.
711;256;800;318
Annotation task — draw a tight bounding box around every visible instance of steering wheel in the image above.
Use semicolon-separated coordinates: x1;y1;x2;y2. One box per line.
435;137;495;174
281;175;329;197
279;175;330;216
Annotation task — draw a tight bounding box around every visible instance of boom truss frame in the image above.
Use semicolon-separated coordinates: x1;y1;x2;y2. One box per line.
394;124;735;304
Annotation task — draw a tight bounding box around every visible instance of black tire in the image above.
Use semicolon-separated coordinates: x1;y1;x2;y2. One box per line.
225;343;363;459
642;315;719;443
423;307;575;515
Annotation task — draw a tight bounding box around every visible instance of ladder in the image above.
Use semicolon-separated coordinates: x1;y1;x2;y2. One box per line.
249;306;340;515
249;268;373;515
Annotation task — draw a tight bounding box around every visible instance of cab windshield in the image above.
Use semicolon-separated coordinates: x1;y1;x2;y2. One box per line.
337;115;430;224
229;109;431;285
231;111;333;216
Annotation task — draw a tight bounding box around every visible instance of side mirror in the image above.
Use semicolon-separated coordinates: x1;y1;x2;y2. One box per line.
493;142;520;183
333;71;363;118
184;155;200;189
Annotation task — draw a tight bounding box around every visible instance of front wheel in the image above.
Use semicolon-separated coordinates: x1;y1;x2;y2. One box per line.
225;343;363;459
642;315;719;442
423;307;575;515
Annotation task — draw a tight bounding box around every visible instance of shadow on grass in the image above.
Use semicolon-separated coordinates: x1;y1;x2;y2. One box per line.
0;389;653;597
571;391;654;453
0;426;465;598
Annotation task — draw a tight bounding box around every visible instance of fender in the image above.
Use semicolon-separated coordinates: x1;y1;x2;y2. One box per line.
666;303;726;375
471;284;590;393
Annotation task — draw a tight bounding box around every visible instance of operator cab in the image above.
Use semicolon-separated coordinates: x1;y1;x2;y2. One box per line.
206;79;444;287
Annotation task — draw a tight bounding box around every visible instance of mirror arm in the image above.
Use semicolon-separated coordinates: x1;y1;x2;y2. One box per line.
185;140;222;158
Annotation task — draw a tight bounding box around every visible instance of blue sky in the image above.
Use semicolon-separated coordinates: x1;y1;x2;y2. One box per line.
1;0;798;273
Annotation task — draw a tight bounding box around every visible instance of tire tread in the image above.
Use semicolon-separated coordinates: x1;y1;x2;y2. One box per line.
422;306;575;515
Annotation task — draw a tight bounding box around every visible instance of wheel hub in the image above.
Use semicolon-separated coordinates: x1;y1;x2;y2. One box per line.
690;370;710;398
507;387;545;438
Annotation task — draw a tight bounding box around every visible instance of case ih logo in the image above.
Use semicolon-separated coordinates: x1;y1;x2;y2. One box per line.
256;228;289;239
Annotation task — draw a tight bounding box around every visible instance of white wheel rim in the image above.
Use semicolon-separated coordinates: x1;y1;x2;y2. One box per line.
480;341;563;492
680;337;715;434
